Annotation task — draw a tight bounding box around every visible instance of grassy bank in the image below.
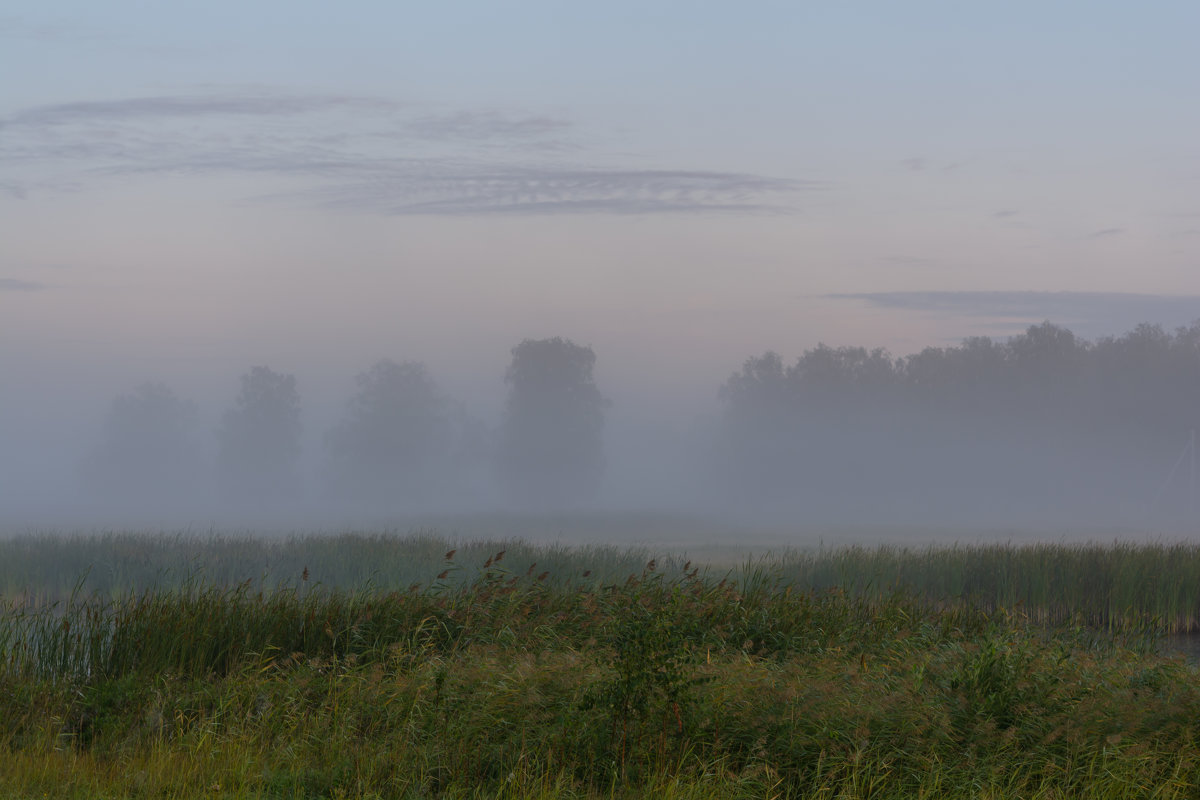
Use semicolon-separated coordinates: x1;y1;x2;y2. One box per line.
1;534;1200;797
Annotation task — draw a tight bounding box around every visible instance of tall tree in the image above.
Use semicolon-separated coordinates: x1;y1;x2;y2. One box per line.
709;319;1200;524
80;382;203;507
324;359;450;505
496;337;606;506
217;366;302;504
719;351;788;426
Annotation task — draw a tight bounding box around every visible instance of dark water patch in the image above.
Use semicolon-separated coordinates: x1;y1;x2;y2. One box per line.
1159;633;1200;663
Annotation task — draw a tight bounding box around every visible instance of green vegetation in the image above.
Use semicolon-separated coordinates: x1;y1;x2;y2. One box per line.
6;532;1200;633
2;532;1200;797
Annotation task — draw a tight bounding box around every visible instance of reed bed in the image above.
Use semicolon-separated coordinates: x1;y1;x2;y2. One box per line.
772;540;1200;633
2;533;1200;797
4;531;1200;632
0;530;675;606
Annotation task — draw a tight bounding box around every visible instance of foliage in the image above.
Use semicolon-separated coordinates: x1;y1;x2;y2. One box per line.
584;563;707;773
2;537;1200;798
216;365;302;504
324;359;452;505
715;319;1200;522
497;337;607;506
8;532;1200;634
78;382;204;507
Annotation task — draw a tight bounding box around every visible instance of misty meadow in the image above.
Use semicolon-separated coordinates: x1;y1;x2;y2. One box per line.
8;325;1200;796
7;3;1200;796
7;320;1200;798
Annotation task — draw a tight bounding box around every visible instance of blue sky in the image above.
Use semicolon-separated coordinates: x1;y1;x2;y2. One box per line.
4;1;1200;421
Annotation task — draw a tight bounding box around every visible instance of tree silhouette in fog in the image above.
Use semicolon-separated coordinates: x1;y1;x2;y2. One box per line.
80;382;203;506
713;320;1200;525
324;360;450;506
217;366;302;505
496;337;606;506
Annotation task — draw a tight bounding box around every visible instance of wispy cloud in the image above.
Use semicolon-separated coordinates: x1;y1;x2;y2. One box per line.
284;166;810;215
0;14;108;43
403;111;570;142
901;156;962;174
0;278;45;291
1;89;811;215
1086;227;1124;239
1;93;401;129
828;291;1200;340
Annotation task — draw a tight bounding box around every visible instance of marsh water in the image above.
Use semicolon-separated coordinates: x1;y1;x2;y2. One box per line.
1159;634;1200;663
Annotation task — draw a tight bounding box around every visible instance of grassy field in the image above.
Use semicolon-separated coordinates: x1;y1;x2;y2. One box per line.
2;530;1200;797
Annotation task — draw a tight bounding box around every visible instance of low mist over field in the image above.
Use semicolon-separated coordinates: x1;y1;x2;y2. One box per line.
6;320;1200;535
5;5;1200;539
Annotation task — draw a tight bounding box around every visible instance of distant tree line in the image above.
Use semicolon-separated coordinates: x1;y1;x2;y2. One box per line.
78;322;1200;524
80;337;606;513
716;321;1200;523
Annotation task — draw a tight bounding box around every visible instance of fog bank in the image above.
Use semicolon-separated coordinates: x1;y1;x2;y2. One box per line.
5;323;1200;538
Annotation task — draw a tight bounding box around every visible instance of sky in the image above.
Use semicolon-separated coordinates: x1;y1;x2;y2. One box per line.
4;2;1200;501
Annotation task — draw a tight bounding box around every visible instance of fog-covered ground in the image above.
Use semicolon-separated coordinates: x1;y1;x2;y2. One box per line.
5;323;1200;543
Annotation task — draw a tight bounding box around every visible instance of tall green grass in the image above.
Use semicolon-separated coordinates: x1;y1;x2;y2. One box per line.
5;531;1200;632
1;546;1199;798
0;530;673;602
772;540;1200;633
0;555;940;684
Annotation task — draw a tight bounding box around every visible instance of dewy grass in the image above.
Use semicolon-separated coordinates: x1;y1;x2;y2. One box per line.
2;535;1200;797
